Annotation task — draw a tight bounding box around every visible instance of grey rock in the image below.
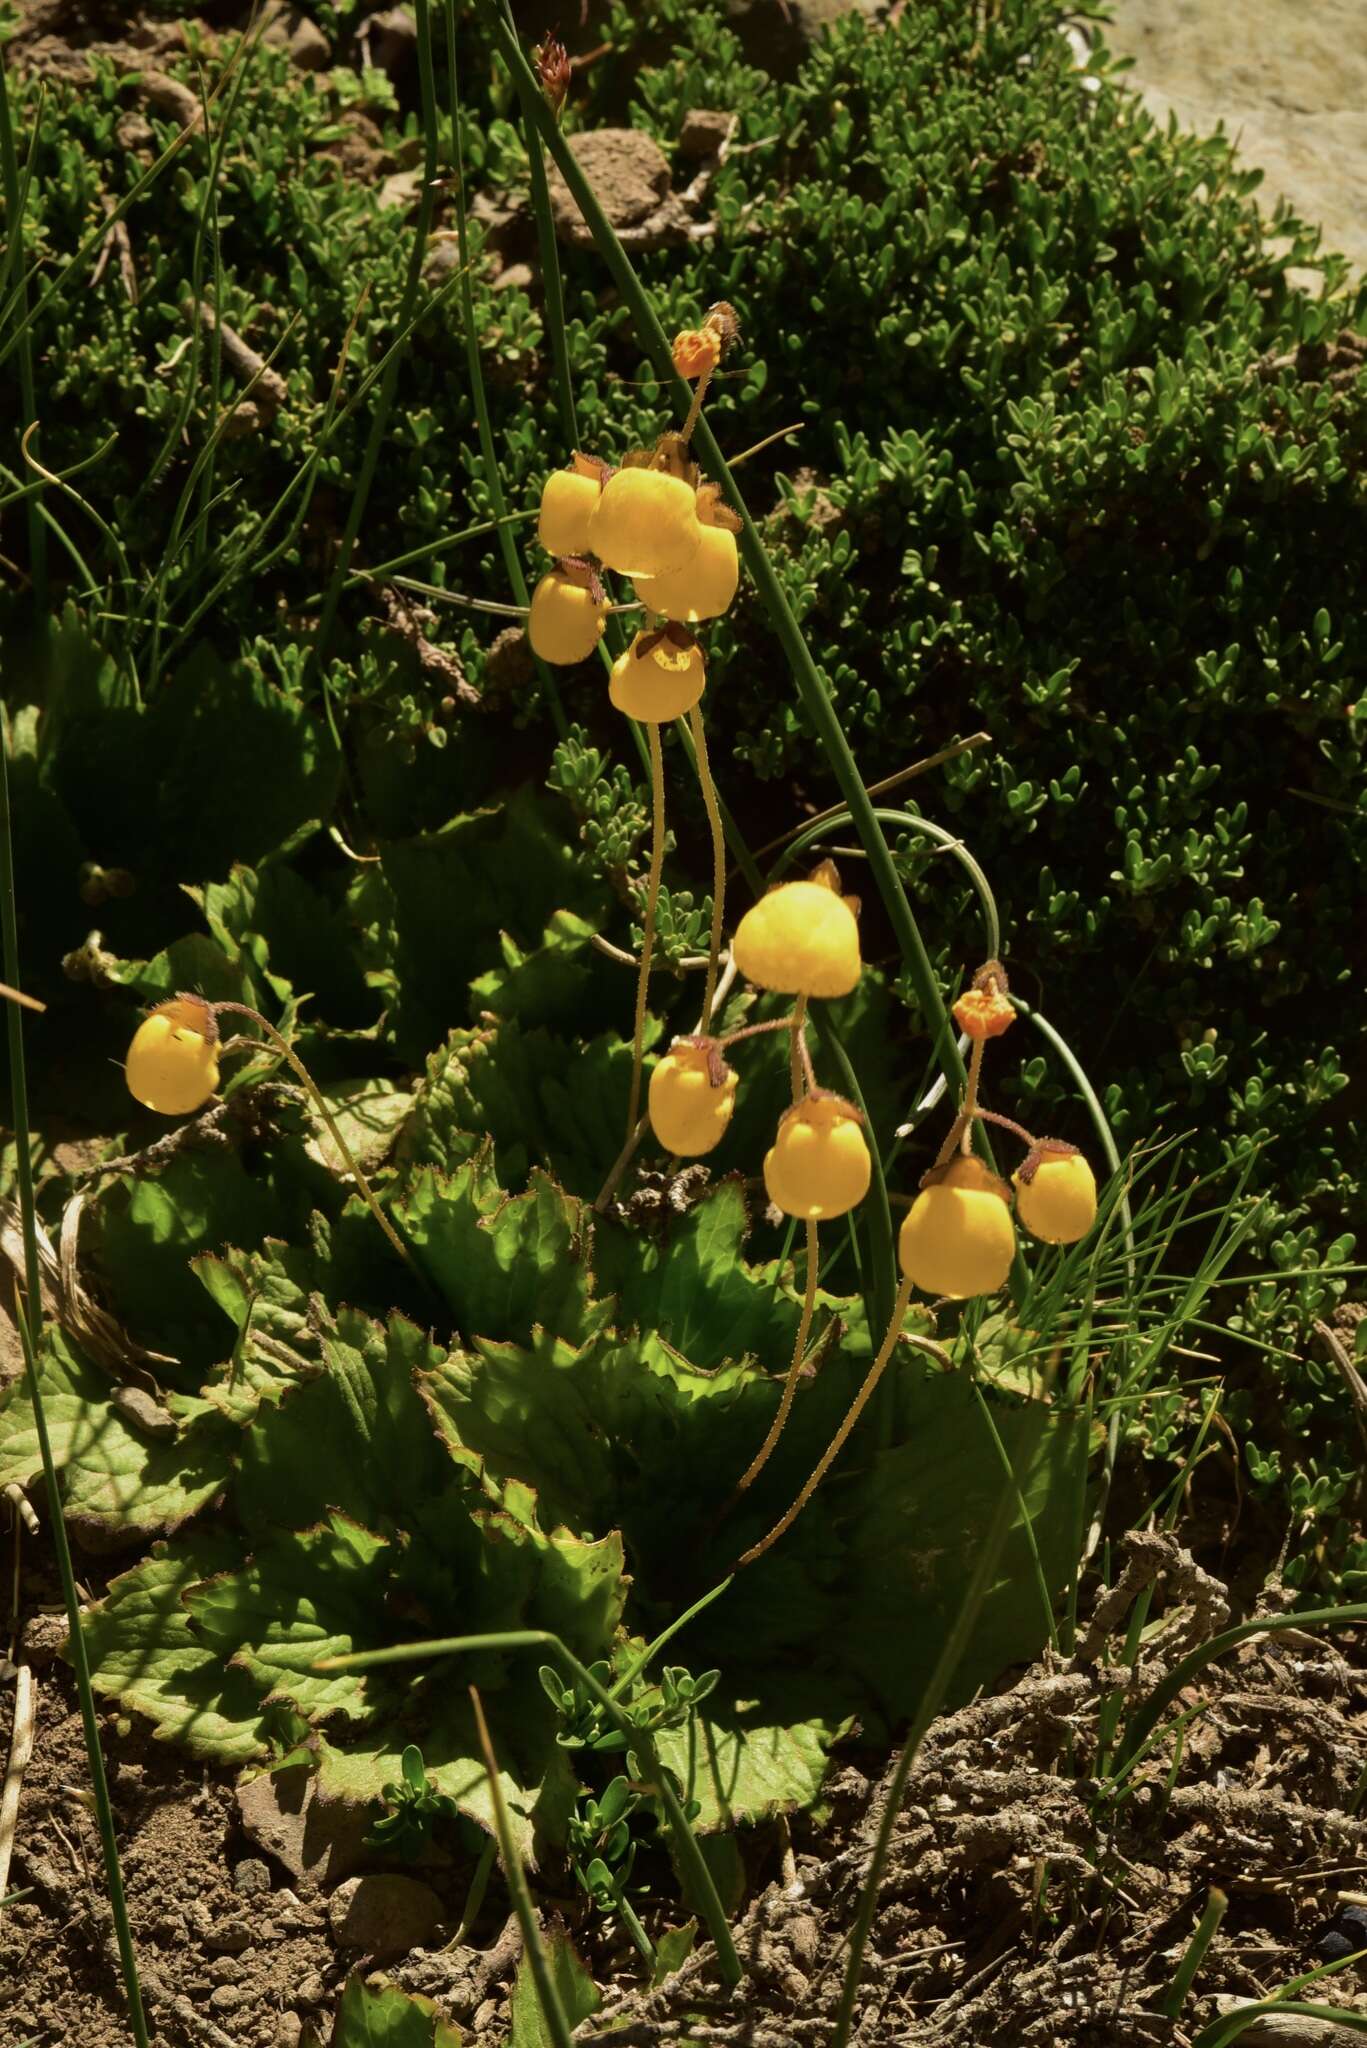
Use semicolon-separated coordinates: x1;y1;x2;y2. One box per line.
546;128;673;243
327;1874;445;1959
679;109;736;160
295;1973;326;2009
232;1857;272;1897
235;1766;373;1887
364;6;417;75
1098;0;1367;278
204;1919;253;1955
210;1984;248;2014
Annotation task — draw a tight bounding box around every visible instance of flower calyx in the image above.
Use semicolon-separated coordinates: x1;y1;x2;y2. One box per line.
673;1032;734;1091
696;481;743;534
556;554;606;605
953;959;1015;1041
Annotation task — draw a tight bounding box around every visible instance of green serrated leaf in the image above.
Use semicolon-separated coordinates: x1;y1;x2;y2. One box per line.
334;1972;464;2047
395;1158;602;1350
79;1536;271;1760
509;1925;599;2046
0;1331;234;1543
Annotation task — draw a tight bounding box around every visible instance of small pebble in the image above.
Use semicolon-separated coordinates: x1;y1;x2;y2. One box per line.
273;2019;303;2048
1319;1930;1354;1960
233;1857;272;1897
204;1919;254;1954
296;1973;326;2009
210;1985;248;2014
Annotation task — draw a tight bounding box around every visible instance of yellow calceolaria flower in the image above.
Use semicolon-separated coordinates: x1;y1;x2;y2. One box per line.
1014;1144;1097;1244
126;995;220;1116
898;1155;1016;1299
634;523;738;624
648;1038;738;1156
590;468;702;578
537;464;603;558
528;571;607;665
732;877;861;999
609;629;706;721
764;1094;871;1220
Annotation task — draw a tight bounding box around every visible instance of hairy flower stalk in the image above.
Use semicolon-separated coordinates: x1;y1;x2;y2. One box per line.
687;701;726;1031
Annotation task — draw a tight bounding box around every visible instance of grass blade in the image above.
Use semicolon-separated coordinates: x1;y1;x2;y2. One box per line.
0;717;150;2045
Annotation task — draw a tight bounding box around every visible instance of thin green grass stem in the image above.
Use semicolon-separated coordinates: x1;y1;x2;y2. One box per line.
0;57;45;609
967;1370;1058;1654
625;720;665;1143
444;0;567;740
310;0;440;679
830;1398;1049;2048
468;1687;574;2048
1160;1888;1227;2018
1192;2003;1367;2048
316;1628;742;1985
0;724;149;2046
446;1834;496;1949
1114;1600;1367;1775
502;0;578;452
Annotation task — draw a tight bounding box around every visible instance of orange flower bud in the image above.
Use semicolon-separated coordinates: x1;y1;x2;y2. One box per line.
672;328;722;381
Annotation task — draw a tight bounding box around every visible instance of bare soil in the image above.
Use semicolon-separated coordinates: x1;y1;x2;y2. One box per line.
4;1531;1366;2046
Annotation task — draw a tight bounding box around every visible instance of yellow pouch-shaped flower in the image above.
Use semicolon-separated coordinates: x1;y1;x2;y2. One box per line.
126;996;220;1116
609;631;706;721
1014;1147;1097;1244
764;1095;871;1220
733;880;861;998
529;572;607;664
590;469;702;578
634;523;738;624
538;468;601;558
648;1040;737;1156
898;1156;1015;1299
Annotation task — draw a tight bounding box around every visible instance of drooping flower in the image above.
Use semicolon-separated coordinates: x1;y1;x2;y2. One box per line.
608;628;706;721
125;995;220;1116
648;1038;737;1156
1014;1144;1097;1244
590;468;702;579
898;1155;1015;1299
764;1094;871;1220
528;570;607;664
733;874;861;999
